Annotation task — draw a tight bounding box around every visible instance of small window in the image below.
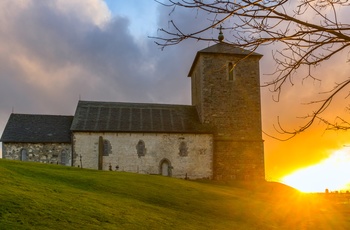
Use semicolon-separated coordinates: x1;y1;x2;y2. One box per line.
61;150;67;165
136;140;146;157
179;141;188;157
98;137;112;157
20;149;28;161
103;140;111;156
228;62;235;81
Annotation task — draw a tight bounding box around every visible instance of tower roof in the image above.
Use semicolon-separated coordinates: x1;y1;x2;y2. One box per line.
198;43;262;56
188;43;262;77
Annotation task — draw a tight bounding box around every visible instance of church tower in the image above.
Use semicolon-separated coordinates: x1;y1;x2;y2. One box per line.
188;42;265;180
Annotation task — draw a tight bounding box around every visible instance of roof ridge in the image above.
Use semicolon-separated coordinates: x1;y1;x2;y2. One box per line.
78;100;194;108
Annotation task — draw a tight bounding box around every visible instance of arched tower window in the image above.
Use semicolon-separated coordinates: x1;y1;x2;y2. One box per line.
20;149;28;161
136;140;146;157
228;62;235;81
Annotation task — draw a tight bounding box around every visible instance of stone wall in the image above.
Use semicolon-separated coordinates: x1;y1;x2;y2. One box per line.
191;52;265;180
213;139;265;180
193;53;263;139
2;142;72;166
73;132;213;179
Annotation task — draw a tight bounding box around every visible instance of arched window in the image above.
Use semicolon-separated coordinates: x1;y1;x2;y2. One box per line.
228;62;235;81
61;150;67;165
20;149;28;161
179;141;188;157
103;140;111;156
136;140;146;157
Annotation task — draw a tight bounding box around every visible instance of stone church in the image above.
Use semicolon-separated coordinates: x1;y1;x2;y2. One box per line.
1;42;265;180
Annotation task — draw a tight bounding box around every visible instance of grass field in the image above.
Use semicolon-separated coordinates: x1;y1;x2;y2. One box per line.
1;159;350;230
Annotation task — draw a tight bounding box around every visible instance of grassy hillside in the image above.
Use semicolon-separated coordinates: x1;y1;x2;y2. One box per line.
0;159;349;230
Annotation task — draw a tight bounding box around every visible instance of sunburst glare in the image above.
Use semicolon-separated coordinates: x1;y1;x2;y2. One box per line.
282;147;350;193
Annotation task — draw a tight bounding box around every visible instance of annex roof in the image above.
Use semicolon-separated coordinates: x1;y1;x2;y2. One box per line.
0;114;73;143
71;100;213;134
188;42;262;77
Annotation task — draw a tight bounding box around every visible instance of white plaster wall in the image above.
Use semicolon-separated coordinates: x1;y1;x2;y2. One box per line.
73;132;213;179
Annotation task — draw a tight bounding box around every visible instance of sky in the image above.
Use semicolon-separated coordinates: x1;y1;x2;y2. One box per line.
1;0;350;191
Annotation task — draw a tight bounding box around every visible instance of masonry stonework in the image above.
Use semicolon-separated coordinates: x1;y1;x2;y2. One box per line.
189;44;265;180
73;132;213;179
2;142;72;166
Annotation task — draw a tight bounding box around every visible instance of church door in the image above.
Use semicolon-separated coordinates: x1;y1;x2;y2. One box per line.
20;149;27;161
61;150;67;166
160;159;172;177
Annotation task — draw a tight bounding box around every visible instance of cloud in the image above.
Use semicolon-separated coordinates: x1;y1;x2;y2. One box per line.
0;0;191;111
0;0;198;155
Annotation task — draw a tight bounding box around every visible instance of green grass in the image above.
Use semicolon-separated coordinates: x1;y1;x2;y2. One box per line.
0;159;349;230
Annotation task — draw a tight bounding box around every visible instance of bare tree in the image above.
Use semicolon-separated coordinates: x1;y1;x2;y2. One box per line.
153;0;350;140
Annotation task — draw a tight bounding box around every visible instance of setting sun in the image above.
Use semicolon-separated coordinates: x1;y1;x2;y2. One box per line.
281;147;350;193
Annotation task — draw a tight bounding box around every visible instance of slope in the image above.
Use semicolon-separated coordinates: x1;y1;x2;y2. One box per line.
0;159;349;229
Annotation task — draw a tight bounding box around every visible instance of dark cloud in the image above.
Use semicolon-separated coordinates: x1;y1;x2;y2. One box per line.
0;0;200;157
0;1;191;110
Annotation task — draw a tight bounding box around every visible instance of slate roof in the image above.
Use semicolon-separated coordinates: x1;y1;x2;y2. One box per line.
188;42;262;77
0;114;73;143
71;100;213;133
198;43;262;56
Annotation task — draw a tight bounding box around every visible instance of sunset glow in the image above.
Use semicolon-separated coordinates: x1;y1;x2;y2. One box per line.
282;147;350;193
